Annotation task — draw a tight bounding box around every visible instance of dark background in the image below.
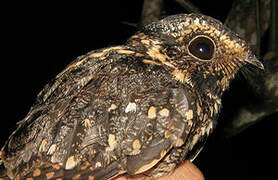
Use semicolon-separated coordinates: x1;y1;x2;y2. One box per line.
1;1;277;179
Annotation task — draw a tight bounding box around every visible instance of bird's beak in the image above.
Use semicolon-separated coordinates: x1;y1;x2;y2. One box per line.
245;54;264;70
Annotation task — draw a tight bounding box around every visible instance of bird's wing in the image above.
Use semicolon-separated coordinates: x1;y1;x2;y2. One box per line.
1;46;199;180
14;87;196;180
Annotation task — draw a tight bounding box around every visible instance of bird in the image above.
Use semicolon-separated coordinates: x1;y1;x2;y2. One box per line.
0;13;263;180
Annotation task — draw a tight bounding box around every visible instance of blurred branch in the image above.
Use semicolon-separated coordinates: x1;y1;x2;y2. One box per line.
175;0;201;13
141;0;201;26
141;0;164;26
255;0;261;56
225;0;271;52
269;0;278;51
223;0;278;136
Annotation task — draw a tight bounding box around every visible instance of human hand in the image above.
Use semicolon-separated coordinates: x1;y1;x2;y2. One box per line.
114;161;204;180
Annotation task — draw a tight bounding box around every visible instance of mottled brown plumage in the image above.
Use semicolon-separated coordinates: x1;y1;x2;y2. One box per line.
0;14;263;180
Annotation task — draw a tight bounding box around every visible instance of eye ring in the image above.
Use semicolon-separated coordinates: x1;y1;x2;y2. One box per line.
187;35;216;61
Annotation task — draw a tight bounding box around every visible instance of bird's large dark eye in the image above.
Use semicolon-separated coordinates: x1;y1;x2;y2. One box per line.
188;36;215;61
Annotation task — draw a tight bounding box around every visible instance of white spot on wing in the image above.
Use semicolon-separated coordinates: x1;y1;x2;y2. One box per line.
125;102;137;113
95;162;102;168
106;134;117;151
47;144;57;155
65;156;78;170
39;139;48;152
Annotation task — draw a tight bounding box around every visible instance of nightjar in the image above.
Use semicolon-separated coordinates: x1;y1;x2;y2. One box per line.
0;14;263;180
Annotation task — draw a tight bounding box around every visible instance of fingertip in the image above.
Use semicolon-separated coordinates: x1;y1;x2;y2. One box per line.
181;161;204;180
157;161;204;180
115;176;127;180
113;161;204;180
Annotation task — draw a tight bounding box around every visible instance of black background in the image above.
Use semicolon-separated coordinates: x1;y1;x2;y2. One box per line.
1;1;277;179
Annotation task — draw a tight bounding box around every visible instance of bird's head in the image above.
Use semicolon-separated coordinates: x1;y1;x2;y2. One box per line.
128;13;264;97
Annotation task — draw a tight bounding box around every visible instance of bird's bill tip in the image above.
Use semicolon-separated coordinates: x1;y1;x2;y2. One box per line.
245;54;264;70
